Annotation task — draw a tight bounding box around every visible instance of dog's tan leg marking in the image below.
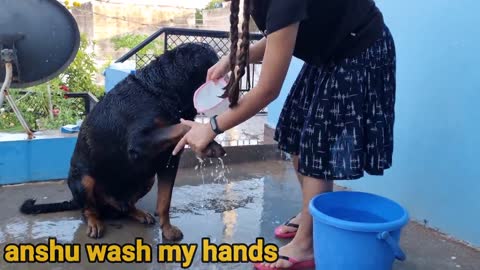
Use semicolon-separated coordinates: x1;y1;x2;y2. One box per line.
81;175;96;201
81;175;104;238
84;208;104;238
157;178;183;241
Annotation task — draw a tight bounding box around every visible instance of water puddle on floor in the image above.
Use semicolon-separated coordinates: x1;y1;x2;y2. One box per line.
0;216;83;243
169;177;263;216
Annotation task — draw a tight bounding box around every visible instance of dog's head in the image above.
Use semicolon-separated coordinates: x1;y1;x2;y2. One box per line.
135;42;219;118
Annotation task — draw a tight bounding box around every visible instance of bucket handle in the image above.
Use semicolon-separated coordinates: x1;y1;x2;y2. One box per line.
377;231;406;261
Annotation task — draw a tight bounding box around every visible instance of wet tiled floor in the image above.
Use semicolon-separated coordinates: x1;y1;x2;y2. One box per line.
0;160;479;269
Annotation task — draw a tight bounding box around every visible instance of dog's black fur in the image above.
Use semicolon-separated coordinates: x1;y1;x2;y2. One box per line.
20;42;225;240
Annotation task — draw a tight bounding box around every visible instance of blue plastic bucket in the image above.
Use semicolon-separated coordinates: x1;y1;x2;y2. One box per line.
309;191;409;270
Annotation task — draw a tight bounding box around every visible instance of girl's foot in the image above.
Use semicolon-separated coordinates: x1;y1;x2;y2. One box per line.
274;213;301;238
256;240;314;269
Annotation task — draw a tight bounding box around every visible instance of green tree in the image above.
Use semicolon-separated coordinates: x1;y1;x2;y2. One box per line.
60;34;104;98
1;34;102;131
195;9;204;25
0;79;86;131
111;33;164;56
205;0;223;10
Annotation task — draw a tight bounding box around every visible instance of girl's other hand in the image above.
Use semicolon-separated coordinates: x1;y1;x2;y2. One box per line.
206;56;230;81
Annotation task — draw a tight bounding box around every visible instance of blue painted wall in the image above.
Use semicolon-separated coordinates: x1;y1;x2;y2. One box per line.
266;57;304;128
0;137;77;185
267;1;480;247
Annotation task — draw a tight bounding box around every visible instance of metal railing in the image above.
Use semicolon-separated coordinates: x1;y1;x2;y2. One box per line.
115;27;266;113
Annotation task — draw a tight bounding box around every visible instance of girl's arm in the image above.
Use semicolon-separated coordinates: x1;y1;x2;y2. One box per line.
215;23;299;132
173;23;299;155
207;37;266;81
248;37;267;63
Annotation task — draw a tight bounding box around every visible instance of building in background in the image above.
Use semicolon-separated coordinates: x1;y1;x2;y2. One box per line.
71;1;197;60
202;0;260;32
65;0;260;85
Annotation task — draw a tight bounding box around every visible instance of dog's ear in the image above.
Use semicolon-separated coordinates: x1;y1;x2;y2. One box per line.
129;122;226;160
152;124;191;152
127;124;189;162
149;123;226;158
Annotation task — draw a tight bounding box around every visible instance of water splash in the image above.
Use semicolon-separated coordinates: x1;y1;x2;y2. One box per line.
165;154;173;168
195;156;207;185
212;157;230;184
192;155;232;186
218;157;225;169
195;156;206;169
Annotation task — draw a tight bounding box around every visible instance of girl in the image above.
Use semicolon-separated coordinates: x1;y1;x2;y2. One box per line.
173;0;396;269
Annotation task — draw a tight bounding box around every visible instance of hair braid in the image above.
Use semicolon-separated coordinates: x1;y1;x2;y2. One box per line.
221;0;240;101
222;0;251;108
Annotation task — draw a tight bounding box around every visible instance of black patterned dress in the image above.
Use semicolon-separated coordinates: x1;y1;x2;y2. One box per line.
274;26;396;180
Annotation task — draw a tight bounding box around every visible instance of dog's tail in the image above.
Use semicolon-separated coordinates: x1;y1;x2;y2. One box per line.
20;199;80;214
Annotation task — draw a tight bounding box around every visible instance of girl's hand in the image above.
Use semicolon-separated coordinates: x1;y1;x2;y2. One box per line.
172;119;217;156
206;56;230;81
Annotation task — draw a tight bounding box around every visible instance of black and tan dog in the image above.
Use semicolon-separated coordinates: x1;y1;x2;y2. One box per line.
19;42;225;240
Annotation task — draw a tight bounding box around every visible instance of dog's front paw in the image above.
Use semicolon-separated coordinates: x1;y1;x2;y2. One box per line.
87;220;105;239
130;209;156;225
162;224;184;242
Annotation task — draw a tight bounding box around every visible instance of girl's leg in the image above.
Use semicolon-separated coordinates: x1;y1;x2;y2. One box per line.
293;155;304;187
276;155;304;234
271;64;314;237
262;176;333;268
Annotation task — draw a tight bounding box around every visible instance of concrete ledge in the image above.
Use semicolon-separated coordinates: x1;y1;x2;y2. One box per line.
0;132;283;185
263;123;276;144
179;143;284;168
0;136;77;185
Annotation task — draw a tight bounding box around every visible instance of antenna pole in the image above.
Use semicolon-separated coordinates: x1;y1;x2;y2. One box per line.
0;62;11;107
1;49;34;139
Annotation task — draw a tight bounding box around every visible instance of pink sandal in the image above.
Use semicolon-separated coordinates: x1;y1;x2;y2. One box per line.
274;216;299;238
253;255;315;270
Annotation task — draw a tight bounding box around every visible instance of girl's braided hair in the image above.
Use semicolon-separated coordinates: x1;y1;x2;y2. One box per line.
221;0;251;107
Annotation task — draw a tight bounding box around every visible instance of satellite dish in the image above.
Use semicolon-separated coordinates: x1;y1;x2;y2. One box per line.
0;0;80;88
0;0;80;139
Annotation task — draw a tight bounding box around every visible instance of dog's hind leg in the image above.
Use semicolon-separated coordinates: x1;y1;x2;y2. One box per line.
128;208;156;225
156;154;184;242
81;175;105;239
127;176;156;225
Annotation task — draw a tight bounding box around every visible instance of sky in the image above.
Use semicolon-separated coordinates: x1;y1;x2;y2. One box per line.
72;0;213;9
